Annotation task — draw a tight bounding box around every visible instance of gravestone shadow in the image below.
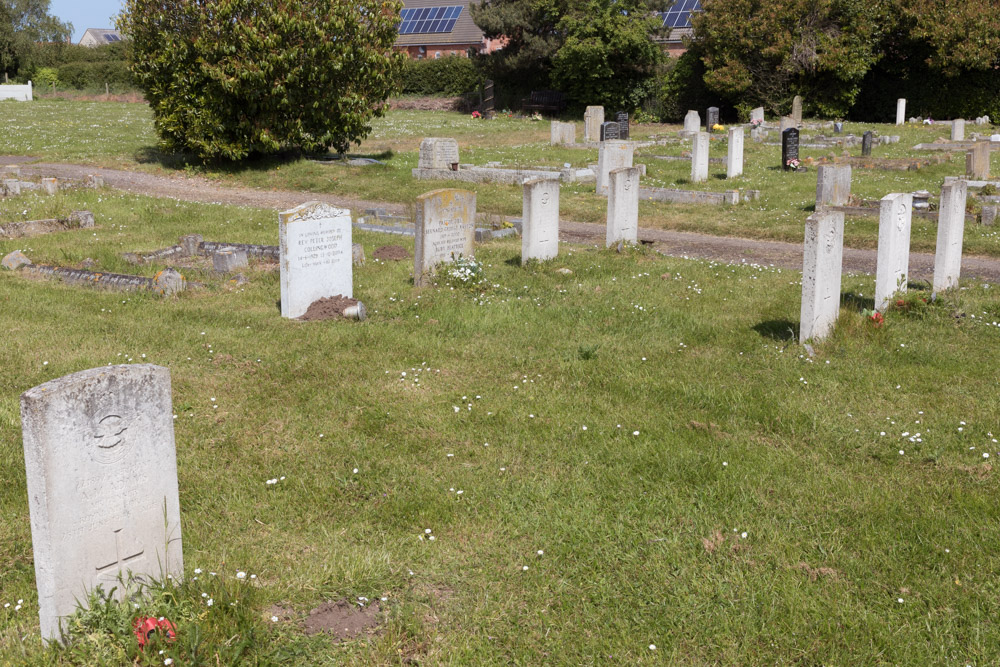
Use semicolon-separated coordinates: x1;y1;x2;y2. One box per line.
753;319;797;342
841;292;874;311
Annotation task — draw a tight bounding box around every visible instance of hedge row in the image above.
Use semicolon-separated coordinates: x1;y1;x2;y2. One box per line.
398;56;480;96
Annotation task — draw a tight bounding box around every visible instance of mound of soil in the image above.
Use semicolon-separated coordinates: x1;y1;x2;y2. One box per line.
303;600;381;640
299;294;359;321
373;245;410;261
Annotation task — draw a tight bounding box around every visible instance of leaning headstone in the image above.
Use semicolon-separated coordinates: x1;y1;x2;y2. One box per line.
861;131;873;157
212;248;249;273
895;98;906;125
799;210;845;342
706;107;720;132
791;95;803;123
414;188;476;287
21;364;183;643
278;201;353;318
691;132;710;183
584;106;604;142
3;178;21;196
600;121;620;142
596;140;634;194
521;178;560;264
966;141;991;179
815;165;852;208
41;178;58;195
726;127;744;179
606;167;640;247
951;119;965;142
2;250;31;270
683;110;700;134
874;193;913;312
417;138;460;170
932;180;968;295
750;107;764;124
781;128;800;170
615;111;629;140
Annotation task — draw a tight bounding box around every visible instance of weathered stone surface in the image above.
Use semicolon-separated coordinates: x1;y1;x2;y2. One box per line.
4;165;21;177
815;165;852;208
875;193;913;311
726;127;744;179
584;106;604;142
706;107;720;131
683;110;700;134
799;210;845;342
3;178;21;196
41;178;58;195
895;98;906;125
750;107;764;124
67;210;95;229
2;250;31;269
417;138;460;170
791;95;803;123
414;189;476;287
951;119;965;142
966;142;991;179
212;249;248;273
521;178;559;264
152;268;186;295
352;242;365;266
639;186;739;206
179;234;203;257
691;132;709;183
606;167;640;247
932;180;968;294
982;205;998;226
84;174;104;188
780;116;796;134
596;140;633;194
279;201;353;318
550;121;576;145
20;364;183;642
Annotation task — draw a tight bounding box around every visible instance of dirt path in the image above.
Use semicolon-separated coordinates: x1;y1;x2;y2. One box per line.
7;156;1000;283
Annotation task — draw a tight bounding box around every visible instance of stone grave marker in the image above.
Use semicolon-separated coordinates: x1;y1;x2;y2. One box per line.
875;192;913;312
414;188;476;287
683;110;700;134
418;138;460;170
691;132;710;183
42;178;58;195
726;127;744;179
706;107;720;132
596;140;634;194
782;128;800;170
278;201;353;319
521;178;560;264
799;210;845;342
791;95;803;123
779;116;796;133
932;180;968;295
600;121;620;142
966;142;991;179
213;248;249;273
3;178;21;196
815;164;852;207
750;107;764;124
615;111;629;140
895;98;906;125
861;131;873;157
550;121;576;145
21;364;183;643
951;119;965;142
606;167;640;247
584;106;604;142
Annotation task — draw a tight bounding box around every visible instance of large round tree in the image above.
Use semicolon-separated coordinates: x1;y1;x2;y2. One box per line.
118;0;404;160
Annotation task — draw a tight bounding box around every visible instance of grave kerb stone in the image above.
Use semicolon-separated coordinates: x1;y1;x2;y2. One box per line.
414;188;476;287
874;192;913;311
799;210;845;342
606;167;640;247
278;201;353;319
932;180;968;294
521;178;560;264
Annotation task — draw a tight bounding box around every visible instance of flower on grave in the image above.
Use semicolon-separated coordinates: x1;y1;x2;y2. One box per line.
786;158;801;169
750;118;763;128
712;123;725;131
863;309;884;326
471;111;482;119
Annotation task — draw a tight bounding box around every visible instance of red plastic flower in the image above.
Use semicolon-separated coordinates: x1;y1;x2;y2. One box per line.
133;616;177;649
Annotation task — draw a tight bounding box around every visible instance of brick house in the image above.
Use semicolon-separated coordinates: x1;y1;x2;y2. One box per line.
394;0;504;58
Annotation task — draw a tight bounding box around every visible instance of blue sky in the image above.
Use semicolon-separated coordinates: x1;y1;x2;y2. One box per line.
50;0;125;43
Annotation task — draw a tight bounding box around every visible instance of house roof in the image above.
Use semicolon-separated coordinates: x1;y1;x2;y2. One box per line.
394;0;485;47
79;29;123;45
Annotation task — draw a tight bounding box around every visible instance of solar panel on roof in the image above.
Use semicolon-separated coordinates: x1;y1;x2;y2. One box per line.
659;0;701;29
103;33;121;42
398;5;463;34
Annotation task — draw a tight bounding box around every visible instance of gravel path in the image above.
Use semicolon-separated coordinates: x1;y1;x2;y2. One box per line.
7;156;1000;283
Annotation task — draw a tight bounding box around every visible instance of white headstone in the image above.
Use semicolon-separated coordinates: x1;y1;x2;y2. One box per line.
21;364;183;643
550;121;576;145
950;119;965;142
584;106;604;142
895;98;906;125
932;180;968;294
414;188;476;286
966;141;991;179
417;138;460;169
521;178;560;264
726;127;744;179
750;107;764;124
596;140;634;194
779;116;796;133
683;110;700;133
278;201;353;319
606;166;640;247
799;210;845;342
691;132;709;183
791;95;803;123
41;178;58;195
815;164;852;208
875;193;913;311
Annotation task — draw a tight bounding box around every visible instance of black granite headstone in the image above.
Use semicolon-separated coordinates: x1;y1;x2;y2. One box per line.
861;131;873;156
600;121;620;142
706;107;720;132
615;111;629;140
781;128;800;170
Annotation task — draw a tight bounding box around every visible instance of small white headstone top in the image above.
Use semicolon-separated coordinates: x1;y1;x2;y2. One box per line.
596;140;633;194
418;138;460;169
895;98;906;125
875;193;913;312
521;178;560;264
21;364;183;643
414;188;476;286
278;201;353;319
606;166;640;247
799;210;845;342
683;110;700;133
932;180;968;294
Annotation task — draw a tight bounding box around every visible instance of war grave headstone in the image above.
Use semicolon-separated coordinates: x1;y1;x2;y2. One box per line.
799;210;845;342
967;142;991;179
782;128;800;170
750;107;764;124
596;140;634;194
895;98;906;126
815;164;852;208
932;180;968;295
521;178;560;264
600;121;620;142
874;192;913;312
615;111;629;140
861;131;873;157
21;364;183;643
791;95;803;123
683;110;700;134
606;167;640;247
414;189;476;287
726;127;744;179
691;132;710;183
278;201;353;319
951;119;965;142
584;106;604;142
418;138;460;170
706;107;720;132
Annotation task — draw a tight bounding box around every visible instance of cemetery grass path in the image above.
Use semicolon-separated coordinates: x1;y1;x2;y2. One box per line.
8;156;1000;284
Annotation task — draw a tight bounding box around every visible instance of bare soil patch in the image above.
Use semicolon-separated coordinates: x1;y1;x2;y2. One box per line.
299;294;359;321
373;245;410;261
303;600;381;640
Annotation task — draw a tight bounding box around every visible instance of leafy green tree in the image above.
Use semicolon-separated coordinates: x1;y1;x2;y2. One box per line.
1;0;71;80
118;0;404;160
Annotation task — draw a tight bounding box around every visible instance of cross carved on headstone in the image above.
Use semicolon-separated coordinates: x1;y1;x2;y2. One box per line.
94;528;146;587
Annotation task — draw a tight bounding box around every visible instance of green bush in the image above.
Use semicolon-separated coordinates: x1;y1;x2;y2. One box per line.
57;61;133;89
398;56;480;96
33;66;58;87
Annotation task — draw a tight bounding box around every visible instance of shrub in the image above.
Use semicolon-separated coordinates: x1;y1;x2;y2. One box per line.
33;66;58;87
399;56;480;96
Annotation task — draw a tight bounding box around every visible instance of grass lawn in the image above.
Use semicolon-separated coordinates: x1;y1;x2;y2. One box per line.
1;187;1000;664
2;100;1000;257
